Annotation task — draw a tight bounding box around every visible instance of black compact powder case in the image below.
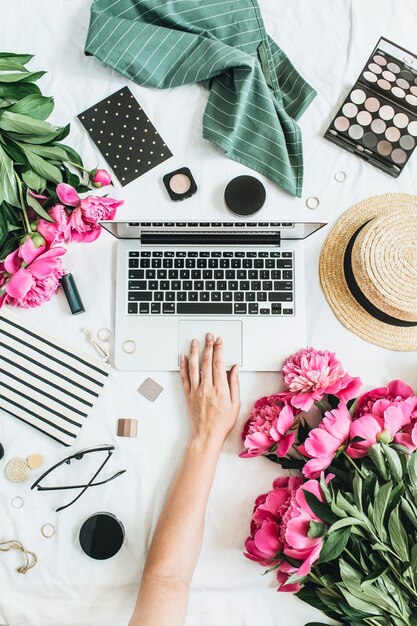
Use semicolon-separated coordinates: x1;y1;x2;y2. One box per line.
163;167;197;201
224;175;266;217
325;37;417;177
79;512;125;560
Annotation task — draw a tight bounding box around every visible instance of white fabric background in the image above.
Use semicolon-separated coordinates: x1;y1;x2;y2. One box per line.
0;1;417;625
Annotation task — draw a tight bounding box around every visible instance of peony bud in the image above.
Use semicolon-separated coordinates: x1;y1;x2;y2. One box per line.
377;429;393;445
30;232;46;248
90;169;112;188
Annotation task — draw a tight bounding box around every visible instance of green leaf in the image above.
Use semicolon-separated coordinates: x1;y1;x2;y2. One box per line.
388;504;409;561
0;52;33;64
0;111;58;136
401;497;417;530
308;521;326;538
335;493;368;522
0;70;45;83
21;148;62;185
318;526;351;564
25;189;53;222
328;517;363;533
360;565;388;588
352;471;363;511
369;444;390;480
303;490;339;524
372;481;392;540
2;141;27;165
21;169;46;192
0;59;28;72
8;95;54;120
5;130;59;144
53;123;70;142
60;143;84;169
0;82;41;99
409;543;417;577
407;451;417;491
382;444;403;482
0;143;19;206
20;144;67;161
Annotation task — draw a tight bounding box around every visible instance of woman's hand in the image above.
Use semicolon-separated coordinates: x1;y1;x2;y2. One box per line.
180;334;240;446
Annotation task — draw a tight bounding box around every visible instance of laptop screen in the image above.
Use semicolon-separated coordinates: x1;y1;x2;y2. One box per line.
99;221;326;242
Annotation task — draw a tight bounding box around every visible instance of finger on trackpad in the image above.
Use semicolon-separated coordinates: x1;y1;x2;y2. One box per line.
178;320;242;368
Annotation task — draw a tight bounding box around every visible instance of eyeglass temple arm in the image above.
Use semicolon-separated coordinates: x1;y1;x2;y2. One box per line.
30;445;114;490
55;452;113;513
35;470;126;491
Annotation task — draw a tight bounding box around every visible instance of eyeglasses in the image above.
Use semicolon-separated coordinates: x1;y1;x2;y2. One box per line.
31;445;126;512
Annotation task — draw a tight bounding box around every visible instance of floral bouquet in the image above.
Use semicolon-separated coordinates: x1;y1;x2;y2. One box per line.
241;348;417;626
0;52;123;308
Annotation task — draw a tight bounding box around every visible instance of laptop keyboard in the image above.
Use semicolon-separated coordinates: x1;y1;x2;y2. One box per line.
126;250;294;316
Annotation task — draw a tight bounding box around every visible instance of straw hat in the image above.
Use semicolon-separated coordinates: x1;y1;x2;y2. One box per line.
320;193;417;351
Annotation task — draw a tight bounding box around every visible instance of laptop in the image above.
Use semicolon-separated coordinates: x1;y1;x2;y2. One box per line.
100;221;326;371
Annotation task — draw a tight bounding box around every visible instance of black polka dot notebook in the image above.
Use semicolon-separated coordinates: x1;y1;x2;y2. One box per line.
78;87;173;186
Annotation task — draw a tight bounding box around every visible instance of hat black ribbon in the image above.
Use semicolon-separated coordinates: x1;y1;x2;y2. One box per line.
343;224;417;328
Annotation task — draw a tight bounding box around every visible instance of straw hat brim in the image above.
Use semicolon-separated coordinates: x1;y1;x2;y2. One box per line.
320;192;417;351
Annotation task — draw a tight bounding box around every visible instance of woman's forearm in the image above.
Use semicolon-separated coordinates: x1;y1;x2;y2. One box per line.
129;435;222;626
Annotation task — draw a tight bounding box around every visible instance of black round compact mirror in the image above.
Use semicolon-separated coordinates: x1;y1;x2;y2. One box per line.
79;512;125;560
224;175;266;217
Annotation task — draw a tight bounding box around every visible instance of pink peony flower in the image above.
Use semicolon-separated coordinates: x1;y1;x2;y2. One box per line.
281;347;362;411
298;403;352;478
240;394;298;458
56;183;123;243
355;380;416;418
244;475;327;591
0;238;65;308
346;398;417;457
90;169;112;188
37;204;70;245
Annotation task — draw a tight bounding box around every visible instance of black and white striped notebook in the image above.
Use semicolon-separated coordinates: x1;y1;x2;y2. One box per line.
0;310;110;446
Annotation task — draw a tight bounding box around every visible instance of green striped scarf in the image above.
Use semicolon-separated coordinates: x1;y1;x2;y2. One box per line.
85;0;316;197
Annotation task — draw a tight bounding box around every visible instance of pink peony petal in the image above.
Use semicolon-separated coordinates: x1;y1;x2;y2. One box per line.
388;379;414;398
302;456;334;479
297;542;322;577
56;183;80;207
19;237;45;265
277;433;295;457
383;404;408;436
304;429;341;458
4;249;21;274
275;404;295;436
254;521;281;557
5;267;34;298
70;226;101;243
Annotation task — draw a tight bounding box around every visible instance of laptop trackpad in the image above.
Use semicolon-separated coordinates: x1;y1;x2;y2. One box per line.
178;320;243;368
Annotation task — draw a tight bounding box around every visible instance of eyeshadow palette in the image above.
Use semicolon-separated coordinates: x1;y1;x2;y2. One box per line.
325;37;417;176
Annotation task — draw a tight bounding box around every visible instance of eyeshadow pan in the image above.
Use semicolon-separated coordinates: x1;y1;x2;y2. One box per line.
368;63;382;74
391;148;407;163
357;110;372;126
348;124;364;140
378;79;391;90
334;116;350;131
382;70;396;82
170;173;191;194
385;126;401;142
379;105;395;120
387;62;401;73
365;97;380;112
364;71;377;83
392;87;405;98
406;94;417;106
374;54;387;66
411;86;417;96
363;132;378;148
408;120;417;136
397;78;410;89
393;112;409;128
342;102;358;118
350;89;366;104
371;118;386;134
377;140;392;156
401;70;414;81
400;135;415;150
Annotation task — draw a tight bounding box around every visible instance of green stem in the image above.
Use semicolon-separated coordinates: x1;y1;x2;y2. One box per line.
342;451;367;479
308;571;340;598
15;175;31;235
343;547;364;571
65;159;88;174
